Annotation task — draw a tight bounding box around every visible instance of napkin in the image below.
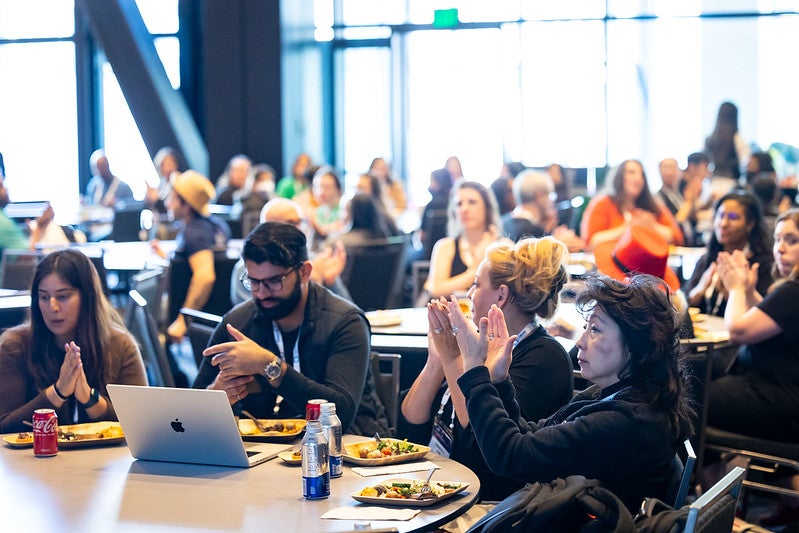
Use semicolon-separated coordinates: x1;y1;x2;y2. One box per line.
321;506;420;521
351;460;440;477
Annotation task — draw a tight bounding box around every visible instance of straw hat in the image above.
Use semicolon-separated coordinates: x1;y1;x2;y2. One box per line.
594;224;680;291
172;170;215;217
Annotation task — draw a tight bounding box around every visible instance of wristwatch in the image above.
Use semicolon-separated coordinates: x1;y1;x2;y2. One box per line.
265;359;283;382
80;387;101;408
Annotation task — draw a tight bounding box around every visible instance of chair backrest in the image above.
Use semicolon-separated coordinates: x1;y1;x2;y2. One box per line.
675;438;697;508
421;208;448;261
125;289;174;387
683;466;745;533
108;201;145;242
340;236;407;311
680;339;715;471
167;249;238;323
181;307;223;368
371;352;401;433
0;249;44;290
130;267;166;328
410;259;430;306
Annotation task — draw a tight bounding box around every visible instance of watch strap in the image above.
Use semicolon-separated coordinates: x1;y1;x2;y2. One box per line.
80;387;101;408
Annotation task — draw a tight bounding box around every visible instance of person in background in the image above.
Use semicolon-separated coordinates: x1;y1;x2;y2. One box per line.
502;169;554;241
152;171;231;342
743;151;776;187
547;163;571;204
490;177;515;217
581;159;683;251
215;154;253;206
309;166;344;246
194;222;388;436
751;174;780;233
708;209;799;527
230;197;350;306
657;157;702;246
400;236;573;501
0;249;147;433
445;156;464;186
240;163;276;234
425;181;505;299
450;273;694;513
145;146;182;240
705;101;750;183
355;172;400;236
84;149;134;207
686;191;772;317
336;193;396;249
368;157;407;217
275;152;312;200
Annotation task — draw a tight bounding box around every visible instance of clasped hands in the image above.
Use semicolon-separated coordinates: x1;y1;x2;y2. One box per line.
203;323;281;404
56;341;94;405
427;297;516;383
715;250;759;293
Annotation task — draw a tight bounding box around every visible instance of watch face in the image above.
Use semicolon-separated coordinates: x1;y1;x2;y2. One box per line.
266;361;282;379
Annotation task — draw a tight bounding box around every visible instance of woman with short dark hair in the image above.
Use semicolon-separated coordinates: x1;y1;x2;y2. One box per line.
447;273;693;512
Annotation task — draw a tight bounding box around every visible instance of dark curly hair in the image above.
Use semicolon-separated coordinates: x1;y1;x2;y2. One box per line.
575;273;694;443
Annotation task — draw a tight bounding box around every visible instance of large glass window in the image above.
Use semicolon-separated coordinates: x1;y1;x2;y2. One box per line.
0;42;79;220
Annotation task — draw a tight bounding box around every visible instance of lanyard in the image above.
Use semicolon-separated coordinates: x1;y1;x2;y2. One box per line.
272;321;302;373
513;320;538;349
436;387;456;431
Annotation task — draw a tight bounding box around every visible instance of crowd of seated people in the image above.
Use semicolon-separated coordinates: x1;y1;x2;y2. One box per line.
4;142;799;530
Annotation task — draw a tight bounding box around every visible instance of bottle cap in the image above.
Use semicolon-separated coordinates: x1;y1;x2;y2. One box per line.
320;402;336;415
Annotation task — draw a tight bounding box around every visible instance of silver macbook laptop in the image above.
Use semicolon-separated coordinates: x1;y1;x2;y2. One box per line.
107;384;291;468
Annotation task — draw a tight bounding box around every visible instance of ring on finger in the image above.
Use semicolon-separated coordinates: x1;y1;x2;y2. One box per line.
433;327;444;334
451;325;459;333
488;333;495;340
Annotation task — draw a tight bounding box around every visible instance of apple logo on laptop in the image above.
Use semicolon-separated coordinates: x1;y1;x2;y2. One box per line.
170;418;185;433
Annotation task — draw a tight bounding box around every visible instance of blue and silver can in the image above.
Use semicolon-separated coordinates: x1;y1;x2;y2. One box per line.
319;402;343;478
301;420;330;499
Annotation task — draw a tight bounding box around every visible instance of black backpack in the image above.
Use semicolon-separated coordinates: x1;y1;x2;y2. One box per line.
467;475;636;532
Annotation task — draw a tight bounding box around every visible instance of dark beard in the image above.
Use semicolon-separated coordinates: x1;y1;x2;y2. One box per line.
254;277;303;320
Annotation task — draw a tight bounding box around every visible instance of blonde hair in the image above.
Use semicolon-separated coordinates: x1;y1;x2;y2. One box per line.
485;236;568;318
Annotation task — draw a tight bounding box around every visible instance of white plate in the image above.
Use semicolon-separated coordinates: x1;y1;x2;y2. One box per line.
351;478;470;507
366;311;403;328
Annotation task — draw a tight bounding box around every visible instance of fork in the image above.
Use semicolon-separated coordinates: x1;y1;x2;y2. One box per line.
241;410;269;433
419;467;436;494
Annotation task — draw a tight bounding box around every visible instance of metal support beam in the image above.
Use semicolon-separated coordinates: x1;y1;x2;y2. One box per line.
77;0;208;175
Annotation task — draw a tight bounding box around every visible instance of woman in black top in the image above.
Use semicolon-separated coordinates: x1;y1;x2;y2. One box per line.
400;236;574;501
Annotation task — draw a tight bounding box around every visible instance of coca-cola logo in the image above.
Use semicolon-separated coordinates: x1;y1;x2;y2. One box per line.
33;417;58;434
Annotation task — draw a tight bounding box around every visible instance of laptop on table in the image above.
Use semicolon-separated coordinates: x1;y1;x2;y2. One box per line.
107;384;291;468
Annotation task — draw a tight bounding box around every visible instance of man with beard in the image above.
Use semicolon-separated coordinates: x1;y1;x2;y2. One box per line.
192;222;389;435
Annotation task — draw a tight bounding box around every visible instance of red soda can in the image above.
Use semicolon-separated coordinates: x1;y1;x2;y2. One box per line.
306;399;327;421
33;408;58;457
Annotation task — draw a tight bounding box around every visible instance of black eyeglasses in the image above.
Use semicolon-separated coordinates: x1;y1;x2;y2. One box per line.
240;267;296;293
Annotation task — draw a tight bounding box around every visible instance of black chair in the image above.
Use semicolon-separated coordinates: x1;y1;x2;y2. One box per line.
0;249;44;290
108;201;145;242
704;427;799;505
181;307;222;368
126;289;174;387
421;208;448;261
370;352;401;434
166;248;238;326
675;438;698;509
340;236;407;311
683;466;745;533
410;259;430;306
129;266;166;330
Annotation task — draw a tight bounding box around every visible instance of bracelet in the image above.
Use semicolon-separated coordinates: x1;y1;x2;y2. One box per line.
79;387;101;409
53;383;69;402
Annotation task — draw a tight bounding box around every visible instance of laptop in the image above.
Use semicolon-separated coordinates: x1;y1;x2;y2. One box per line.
107;384;292;468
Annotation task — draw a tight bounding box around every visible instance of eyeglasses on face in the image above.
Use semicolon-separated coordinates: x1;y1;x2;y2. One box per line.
240;267;296;293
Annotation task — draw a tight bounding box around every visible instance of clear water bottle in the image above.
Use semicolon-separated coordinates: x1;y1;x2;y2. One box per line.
301;420;330;499
319;402;343;478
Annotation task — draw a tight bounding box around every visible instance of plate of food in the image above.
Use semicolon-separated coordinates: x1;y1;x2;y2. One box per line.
365;310;403;328
277;449;303;465
238;418;306;442
352;478;470;507
343;437;429;466
3;421;125;449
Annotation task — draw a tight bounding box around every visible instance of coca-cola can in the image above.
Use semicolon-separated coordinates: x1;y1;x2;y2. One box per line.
305;399;327;421
33;408;58;457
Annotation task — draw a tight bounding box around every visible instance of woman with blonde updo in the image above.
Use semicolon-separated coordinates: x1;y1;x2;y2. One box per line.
400;236;574;502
